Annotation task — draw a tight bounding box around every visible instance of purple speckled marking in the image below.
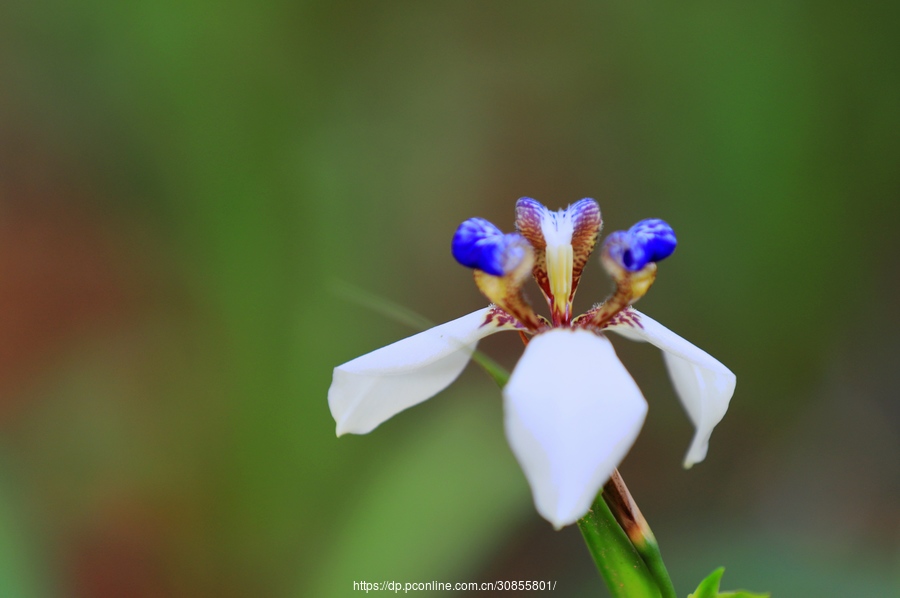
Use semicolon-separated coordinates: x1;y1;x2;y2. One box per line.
514;197;552;305
568;198;602;302
605;308;644;330
480;305;527;330
514;197;547;250
515;197;603;314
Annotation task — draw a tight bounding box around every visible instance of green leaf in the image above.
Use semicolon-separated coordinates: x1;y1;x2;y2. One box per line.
689;567;724;598
688;568;770;598
329;279;435;331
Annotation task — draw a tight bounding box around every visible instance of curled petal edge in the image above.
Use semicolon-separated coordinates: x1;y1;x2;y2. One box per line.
328;307;514;436
604;309;736;468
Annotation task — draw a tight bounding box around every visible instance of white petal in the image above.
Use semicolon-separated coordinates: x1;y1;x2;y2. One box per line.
503;328;647;528
329;307;509;436
605;310;736;468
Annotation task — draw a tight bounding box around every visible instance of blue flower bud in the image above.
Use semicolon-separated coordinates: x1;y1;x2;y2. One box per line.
603;219;677;271
452;218;525;276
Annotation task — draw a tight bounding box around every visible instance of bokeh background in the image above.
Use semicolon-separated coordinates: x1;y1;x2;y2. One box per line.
1;2;898;596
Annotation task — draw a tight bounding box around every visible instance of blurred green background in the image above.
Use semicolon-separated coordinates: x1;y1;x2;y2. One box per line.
1;1;898;596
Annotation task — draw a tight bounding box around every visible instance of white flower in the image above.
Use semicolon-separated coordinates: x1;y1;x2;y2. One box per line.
328;198;735;528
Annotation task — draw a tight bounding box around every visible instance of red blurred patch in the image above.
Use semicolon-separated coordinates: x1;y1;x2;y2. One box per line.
0;134;134;420
66;506;174;598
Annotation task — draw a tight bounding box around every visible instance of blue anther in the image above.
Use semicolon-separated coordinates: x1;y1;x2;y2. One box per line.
451;218;523;276
604;231;647;271
629;219;677;263
604;219;677;271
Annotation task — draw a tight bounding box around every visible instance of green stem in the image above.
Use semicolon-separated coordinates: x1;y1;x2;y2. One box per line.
602;471;678;598
630;533;677;598
577;493;661;598
469;350;510;388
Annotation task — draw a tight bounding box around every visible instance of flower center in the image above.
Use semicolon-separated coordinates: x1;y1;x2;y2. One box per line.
540;210;576;326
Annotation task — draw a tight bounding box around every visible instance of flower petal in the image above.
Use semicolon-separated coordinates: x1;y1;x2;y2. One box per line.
329;307;513;436
503;328;647;528
604;309;736;468
567;198;602;302
515;197;552;303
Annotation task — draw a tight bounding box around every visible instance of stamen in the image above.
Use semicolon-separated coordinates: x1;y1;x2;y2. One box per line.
472;238;547;333
604;219;676;272
452;218;526;276
452;217;547;333
574;218;675;330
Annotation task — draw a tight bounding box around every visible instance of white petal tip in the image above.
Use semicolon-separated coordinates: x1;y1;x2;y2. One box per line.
333;416;371;437
543;507;587;530
605;310;735;469
683;439;710;469
535;501;587;530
